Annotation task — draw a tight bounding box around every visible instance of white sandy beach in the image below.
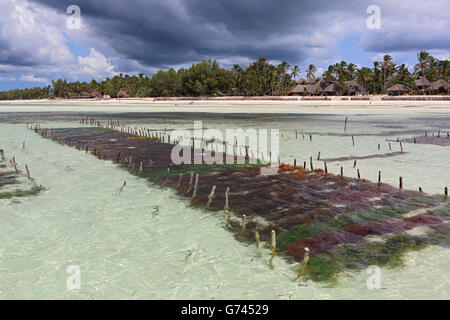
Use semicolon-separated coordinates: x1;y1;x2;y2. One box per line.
0;97;450;114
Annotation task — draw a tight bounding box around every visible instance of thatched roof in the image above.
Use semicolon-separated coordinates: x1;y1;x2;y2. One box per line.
290;85;312;93
323;83;338;93
415;76;431;87
387;84;410;92
291;80;366;95
309;79;329;93
116;90;129;98
344;80;366;94
430;79;449;90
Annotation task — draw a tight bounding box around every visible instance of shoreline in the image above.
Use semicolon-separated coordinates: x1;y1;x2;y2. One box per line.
0;96;449;114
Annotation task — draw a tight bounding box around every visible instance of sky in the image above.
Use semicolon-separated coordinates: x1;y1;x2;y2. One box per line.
0;0;449;91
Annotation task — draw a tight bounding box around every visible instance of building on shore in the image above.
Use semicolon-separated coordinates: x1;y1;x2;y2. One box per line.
430;79;449;94
288;79;366;96
387;84;411;96
415;76;431;92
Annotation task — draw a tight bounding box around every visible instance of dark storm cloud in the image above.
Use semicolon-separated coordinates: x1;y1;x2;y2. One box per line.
5;0;450;73
31;0;368;68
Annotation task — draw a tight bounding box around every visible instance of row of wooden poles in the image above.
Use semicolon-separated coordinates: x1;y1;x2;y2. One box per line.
293;154;448;196
31;122;283;259
80;116;281;164
79;117;449;198
31;120;448;273
32;120;284;256
35;119;450;197
0;144;32;181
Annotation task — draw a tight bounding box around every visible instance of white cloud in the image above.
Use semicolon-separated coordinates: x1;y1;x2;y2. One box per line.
0;0;118;84
19;75;48;83
0;74;48;83
75;49;116;79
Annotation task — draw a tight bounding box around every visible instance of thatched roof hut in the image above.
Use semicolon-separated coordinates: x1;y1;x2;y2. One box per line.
430;79;449;91
288;84;312;96
415;77;431;89
387;84;410;95
116;90;129;98
290;79;367;96
323;83;338;95
344;80;366;95
308;79;329;95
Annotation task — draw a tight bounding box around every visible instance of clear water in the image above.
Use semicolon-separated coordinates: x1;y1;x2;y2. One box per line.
0;104;449;299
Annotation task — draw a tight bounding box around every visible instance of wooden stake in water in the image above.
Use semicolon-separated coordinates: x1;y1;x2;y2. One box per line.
119;181;126;194
187;172;194;193
324;162;328;174
271;230;276;255
353;159;357;168
0;149;4;161
191;173;199;201
224;187;230;211
255;227;260;248
352;135;355;146
400;142;404;152
310;156;313;171
357;168;361;180
205;185;216;209
297;247;310;278
445;187;448;197
317;152;321;160
378;171;381;186
25;165;31;180
176;173;183;189
241;214;247;232
344;117;348;132
399;177;403;189
164;168;170;185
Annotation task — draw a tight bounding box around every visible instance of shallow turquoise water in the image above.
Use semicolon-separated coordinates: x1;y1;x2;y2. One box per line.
0;107;449;299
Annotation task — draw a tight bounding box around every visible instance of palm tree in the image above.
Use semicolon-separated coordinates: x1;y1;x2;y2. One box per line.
382;55;393;92
291;65;300;80
395;64;412;86
336;61;348;80
438;60;449;80
357;67;372;93
347;63;357;80
306;64;317;82
414;50;430;77
372;61;381;93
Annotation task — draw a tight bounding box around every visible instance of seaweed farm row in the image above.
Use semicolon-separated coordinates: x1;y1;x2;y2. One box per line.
29;119;450;283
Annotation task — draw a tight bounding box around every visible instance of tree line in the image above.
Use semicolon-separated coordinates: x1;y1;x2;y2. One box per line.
0;51;448;100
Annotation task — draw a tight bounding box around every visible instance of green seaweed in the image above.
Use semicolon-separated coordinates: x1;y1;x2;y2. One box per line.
306;254;342;283
277;224;318;250
334;234;429;270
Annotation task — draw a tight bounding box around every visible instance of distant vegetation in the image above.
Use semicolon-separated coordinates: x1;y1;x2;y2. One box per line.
0;51;448;100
